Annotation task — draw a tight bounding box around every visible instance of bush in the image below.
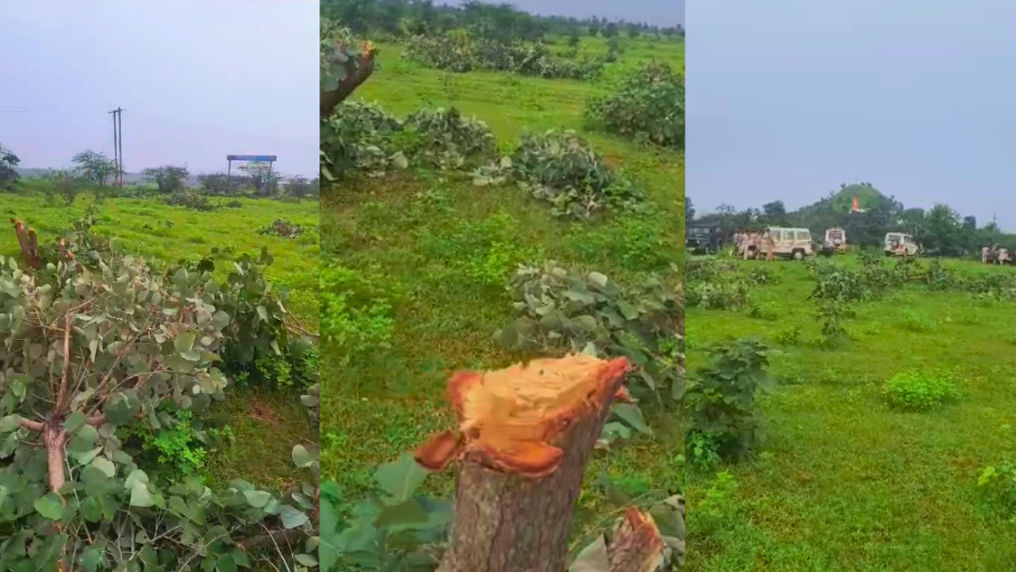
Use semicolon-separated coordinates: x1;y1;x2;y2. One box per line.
404;34;604;79
496;262;683;406
165;189;216;210
261;218;306;238
320;101;404;180
586;62;684;148
402;107;497;168
977;461;1016;523
0;216;317;569
883;370;960;411
506;130;645;218
686;340;770;462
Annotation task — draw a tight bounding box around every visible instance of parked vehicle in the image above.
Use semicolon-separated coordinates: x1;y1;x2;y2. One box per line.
686;225;723;255
821;227;847;255
884;232;920;257
745;227;813;260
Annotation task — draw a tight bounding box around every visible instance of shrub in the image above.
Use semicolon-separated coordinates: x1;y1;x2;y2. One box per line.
586;62;684;148
686;340;770;462
883;370;960;411
165;189;216;211
402;107;497;168
403;34;604;79
261;218;306;238
320;101;404;180
496;262;683;406
0;216;317;569
0;143;19;191
505;130;645;218
977;461;1016;523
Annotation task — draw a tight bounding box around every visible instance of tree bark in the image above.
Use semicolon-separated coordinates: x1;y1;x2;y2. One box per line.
417;355;631;572
320;51;377;119
606;507;667;572
43;423;67;493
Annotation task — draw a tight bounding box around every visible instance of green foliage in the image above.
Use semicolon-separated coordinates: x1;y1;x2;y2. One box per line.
321;101;405;180
496;262;683;407
0;143;19;191
0;216;317;569
686;340;770;462
685;258;749;310
165;189;217;211
71;150;116;187
404;34;604;79
570;212;678;271
586;62;685;149
402;107;497;168
505;130;645;218
321;17;371;91
883;370;960;411
977;460;1016;523
815;299;852;346
142;165;189;194
320;454;449;571
320;264;395;365
691;470;740;535
125;408;208;479
260;218;306;238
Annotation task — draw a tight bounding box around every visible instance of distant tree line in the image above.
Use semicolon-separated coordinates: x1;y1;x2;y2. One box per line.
0;141;318;200
690;182;1016;258
322;0;684;41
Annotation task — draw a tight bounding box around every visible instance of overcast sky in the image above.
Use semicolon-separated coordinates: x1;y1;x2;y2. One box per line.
437;0;684;27
0;1;317;177
687;0;1016;229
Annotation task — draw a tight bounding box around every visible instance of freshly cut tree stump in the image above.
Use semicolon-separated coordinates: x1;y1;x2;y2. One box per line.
11;218;41;268
320;42;377;119
416;354;632;572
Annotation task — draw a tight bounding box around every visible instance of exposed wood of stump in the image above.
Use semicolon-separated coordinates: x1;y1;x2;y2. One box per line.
607;507;666;572
10;218;41;268
416;354;633;572
320;46;377;119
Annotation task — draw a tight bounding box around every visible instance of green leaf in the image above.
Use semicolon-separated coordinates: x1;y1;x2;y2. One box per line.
294;553;318;567
278;504;310;529
80;545;105;572
174;331;196;354
242;490;272;509
374;452;430;504
92;457;116;478
129;480;154;508
374;498;429;527
34;492;64;520
292;444;315;468
63;411;87;433
0;415;19;433
612;403;653;435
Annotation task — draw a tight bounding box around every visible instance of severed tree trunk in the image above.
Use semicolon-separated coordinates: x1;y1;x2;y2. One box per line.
606;507;667;572
416;354;633;572
11;218;41;268
320;49;377;119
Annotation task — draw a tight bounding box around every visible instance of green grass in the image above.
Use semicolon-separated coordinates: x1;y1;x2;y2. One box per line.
322;35;684;542
686;254;1016;570
1;187;319;489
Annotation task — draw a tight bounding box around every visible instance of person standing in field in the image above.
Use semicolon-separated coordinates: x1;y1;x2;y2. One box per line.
765;229;776;261
983;245;991;264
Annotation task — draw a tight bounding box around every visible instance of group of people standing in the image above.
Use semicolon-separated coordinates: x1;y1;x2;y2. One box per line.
981;244;1011;265
731;229;776;261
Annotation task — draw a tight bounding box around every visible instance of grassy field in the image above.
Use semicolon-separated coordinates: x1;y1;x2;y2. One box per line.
322;34;684;543
1;187;318;489
686;253;1016;571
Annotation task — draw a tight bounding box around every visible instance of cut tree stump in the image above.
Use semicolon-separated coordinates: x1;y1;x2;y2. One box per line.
416;354;633;572
320;44;377;119
10;218;41;268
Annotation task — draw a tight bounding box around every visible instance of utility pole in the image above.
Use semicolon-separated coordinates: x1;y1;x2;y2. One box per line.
108;107;124;186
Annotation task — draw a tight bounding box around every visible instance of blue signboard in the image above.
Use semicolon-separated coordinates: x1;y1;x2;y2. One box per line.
227;155;276;162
